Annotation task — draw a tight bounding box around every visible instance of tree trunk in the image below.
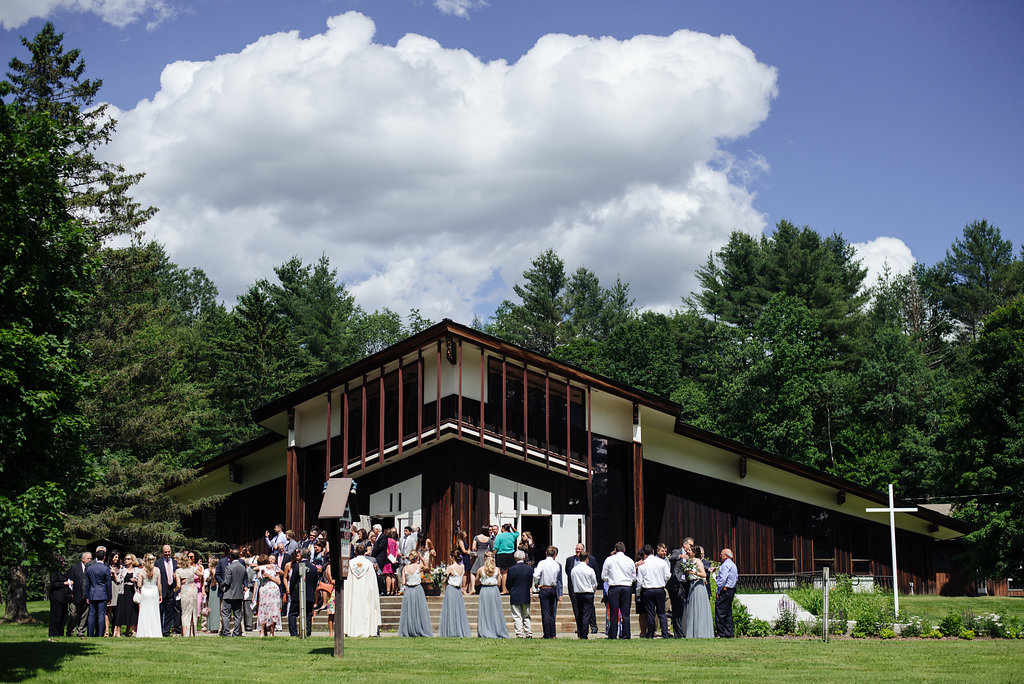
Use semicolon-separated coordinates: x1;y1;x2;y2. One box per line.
2;566;34;623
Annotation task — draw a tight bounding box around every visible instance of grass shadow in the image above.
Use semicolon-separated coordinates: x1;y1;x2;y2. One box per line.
0;640;97;682
308;646;335;656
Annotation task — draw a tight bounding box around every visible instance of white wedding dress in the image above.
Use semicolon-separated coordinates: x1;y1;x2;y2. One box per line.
136;572;162;638
343;555;381;637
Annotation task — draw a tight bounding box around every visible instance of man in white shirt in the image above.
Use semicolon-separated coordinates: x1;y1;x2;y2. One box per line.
265;524;287;551
600;541;636;639
533;546;562;639
569;551;598;639
636;544;671;638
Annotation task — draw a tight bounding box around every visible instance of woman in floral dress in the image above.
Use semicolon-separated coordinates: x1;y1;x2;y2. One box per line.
257;554;282;636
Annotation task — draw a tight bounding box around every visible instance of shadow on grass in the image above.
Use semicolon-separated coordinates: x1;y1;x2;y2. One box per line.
0;640;96;682
308;646;335;656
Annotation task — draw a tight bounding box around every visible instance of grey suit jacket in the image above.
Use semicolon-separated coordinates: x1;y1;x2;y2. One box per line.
221;560;249;600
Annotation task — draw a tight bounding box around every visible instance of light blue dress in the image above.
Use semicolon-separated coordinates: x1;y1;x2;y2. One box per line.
476;573;508;638
398;569;433;637
438;569;471;637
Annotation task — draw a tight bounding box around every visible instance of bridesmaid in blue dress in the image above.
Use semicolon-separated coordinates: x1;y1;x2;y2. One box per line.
475;552;508;638
398;552;433;637
439;550;471;637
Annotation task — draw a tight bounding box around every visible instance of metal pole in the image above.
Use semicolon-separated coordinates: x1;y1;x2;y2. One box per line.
328;518;345;657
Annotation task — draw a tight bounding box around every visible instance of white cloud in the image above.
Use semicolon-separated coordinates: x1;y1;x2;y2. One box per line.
433;0;487;19
105;12;778;321
853;236;916;288
0;0;171;29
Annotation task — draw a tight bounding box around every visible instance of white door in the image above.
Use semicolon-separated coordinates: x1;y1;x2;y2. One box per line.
552;514;585;586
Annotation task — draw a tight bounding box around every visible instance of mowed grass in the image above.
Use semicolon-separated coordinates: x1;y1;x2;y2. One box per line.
897;595;1024;624
3;602;1022;683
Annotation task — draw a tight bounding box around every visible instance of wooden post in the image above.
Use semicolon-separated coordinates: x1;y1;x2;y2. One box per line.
631;402;644;552
325;390;332;480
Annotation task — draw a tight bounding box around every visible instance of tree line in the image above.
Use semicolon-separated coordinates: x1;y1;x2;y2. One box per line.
1;24;1021;619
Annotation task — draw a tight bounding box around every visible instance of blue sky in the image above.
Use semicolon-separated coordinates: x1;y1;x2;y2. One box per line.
2;1;1021;320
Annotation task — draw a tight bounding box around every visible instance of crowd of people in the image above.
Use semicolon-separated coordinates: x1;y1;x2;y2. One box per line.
47;520;737;641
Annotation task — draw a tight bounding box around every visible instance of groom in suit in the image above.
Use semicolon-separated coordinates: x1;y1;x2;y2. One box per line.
85;548;111;637
220;547;250;636
157;544;179;636
287;549;318;637
668;537;693;638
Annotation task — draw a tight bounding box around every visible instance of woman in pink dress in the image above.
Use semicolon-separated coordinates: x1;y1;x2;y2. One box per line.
190;551;204;628
384;529;399;596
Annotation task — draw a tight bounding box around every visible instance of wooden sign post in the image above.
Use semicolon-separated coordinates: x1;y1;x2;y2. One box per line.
319;477;355;657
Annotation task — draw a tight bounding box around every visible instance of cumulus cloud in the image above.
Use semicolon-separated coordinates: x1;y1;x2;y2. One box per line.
105;12;778;320
853;236;916;288
0;0;171;29
433;0;487;19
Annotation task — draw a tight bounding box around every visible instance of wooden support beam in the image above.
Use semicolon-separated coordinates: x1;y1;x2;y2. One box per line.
397;359;403;458
325;390;332;481
342;383;349;477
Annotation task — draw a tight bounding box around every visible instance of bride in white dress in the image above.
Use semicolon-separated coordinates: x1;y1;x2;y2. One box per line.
135;553;163;638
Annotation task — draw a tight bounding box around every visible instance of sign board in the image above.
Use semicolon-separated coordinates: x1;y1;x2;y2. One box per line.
319;478;355;519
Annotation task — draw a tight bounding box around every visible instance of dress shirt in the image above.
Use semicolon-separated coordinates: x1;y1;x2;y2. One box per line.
570;561;599;594
715;558;737;589
162;559;175;586
266;531;287;550
534;557;562;588
601;552;637;586
636;555;671;589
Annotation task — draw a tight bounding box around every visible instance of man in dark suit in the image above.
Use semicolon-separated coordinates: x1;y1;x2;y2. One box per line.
565;543;599;634
668;537;693;638
220;547;249;636
370;525;387;595
65;551;91;637
156;544;179;637
84;548;112;637
506;550;534;638
48;567;70;638
287;548;318;637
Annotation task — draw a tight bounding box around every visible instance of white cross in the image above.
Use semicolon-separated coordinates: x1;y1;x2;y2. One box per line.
865;483;918;617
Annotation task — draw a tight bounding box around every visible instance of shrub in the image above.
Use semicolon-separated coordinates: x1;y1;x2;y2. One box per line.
773;597;799;635
746;618;773;637
899;615;924;638
879;628;896;639
732;597;751;636
788;586;823;616
849;594;893;637
958;628;975;640
975;613;1004;638
1003;616;1022;639
828;607;848;636
922;629;943;639
939;611;963;637
796;619;821;637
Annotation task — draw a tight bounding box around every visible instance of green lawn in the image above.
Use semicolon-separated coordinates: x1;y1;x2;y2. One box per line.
897;595;1024;624
3;602;1022;683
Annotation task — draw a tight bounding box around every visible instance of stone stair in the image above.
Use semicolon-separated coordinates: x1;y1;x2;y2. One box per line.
311;591;644;636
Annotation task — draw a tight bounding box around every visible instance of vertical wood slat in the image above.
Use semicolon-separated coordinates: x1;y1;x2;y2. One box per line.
325;390;332;481
435;340;441;440
398;358;404;458
342;383;349;477
457;339;463;439
417;350;423;448
479;348;485;447
566;379;572;475
522;363;528;461
586;385;593;552
378;371;385;460
501;356;507;456
361;375;367;471
544;372;550;469
632;441;644;552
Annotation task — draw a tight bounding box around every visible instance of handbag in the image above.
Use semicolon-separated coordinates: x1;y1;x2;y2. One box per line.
133;592;142;605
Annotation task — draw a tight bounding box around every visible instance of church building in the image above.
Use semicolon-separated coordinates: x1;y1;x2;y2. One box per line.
173;319;972;594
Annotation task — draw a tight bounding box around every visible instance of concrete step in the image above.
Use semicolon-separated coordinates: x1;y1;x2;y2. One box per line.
309;591;644;634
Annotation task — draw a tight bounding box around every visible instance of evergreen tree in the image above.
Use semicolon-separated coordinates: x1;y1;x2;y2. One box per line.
5;22;156;241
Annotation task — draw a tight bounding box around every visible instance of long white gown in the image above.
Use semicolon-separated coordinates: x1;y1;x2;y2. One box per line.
343;555;381;637
136;571;162;638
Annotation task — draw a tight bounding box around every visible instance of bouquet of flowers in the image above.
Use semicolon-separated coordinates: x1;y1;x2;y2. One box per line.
429;566;447;588
682;558;699;581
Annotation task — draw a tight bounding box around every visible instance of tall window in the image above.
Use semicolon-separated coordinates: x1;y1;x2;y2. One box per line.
811;510;833;571
771;503;795;574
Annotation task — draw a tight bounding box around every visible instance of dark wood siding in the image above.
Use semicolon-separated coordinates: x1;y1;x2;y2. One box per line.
644;459;943;591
